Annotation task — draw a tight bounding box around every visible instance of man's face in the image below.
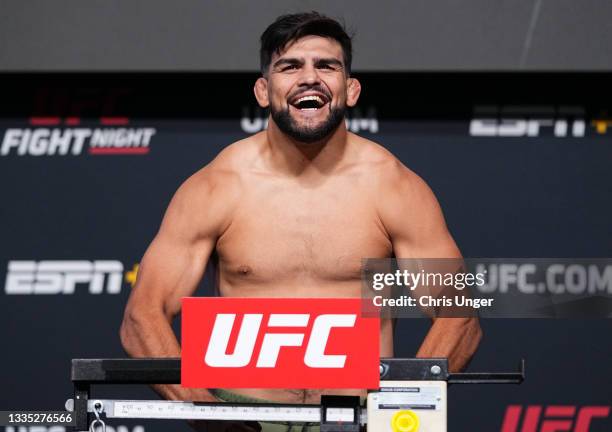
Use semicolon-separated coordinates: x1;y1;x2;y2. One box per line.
256;35;359;143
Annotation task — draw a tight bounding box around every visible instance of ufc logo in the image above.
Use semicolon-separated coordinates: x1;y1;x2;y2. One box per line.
501;405;610;432
182;298;380;389
204;313;356;368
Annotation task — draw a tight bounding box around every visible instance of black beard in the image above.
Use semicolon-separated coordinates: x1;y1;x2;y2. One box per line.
271;104;346;144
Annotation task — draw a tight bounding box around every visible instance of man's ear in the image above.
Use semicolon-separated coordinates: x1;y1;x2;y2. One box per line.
254;77;270;108
346;77;361;107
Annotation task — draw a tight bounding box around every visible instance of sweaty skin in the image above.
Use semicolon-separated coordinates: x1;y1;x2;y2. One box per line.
120;36;481;412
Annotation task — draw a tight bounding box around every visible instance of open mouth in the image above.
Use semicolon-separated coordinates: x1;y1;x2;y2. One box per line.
290;94;329;111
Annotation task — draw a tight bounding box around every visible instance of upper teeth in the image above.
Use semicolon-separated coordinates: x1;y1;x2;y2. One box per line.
295;95;324;105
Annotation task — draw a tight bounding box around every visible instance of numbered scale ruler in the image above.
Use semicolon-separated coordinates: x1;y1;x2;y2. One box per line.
65;399;366;424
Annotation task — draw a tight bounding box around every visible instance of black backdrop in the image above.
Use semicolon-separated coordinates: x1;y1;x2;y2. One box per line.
1;73;611;431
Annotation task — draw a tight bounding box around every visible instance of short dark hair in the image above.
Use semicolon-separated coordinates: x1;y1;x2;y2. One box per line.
260;12;353;76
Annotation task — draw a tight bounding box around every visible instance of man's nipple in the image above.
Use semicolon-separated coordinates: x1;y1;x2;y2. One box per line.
237;265;252;276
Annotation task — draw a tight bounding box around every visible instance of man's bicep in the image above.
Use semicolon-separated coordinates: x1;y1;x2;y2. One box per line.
393;220;460;259
134;231;213;319
381;166;460;259
127;178;221;320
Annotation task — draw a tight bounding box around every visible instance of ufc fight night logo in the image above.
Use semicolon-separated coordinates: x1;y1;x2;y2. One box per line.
181;298;380;389
1;117;155;156
501;405;610;432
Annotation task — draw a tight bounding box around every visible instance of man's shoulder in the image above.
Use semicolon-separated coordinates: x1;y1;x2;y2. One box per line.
184;133;264;194
349;133;424;190
211;133;263;170
356;136;446;240
173;135;265;211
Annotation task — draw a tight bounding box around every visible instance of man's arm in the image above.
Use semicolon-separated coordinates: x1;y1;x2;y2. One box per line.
377;160;482;372
120;169;236;401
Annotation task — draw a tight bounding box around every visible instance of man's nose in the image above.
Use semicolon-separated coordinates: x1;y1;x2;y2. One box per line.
297;64;320;86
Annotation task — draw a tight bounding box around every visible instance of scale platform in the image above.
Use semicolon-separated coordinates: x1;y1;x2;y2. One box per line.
67;358;524;431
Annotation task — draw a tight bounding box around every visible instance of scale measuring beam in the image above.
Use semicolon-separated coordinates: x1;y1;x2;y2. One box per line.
65;399;362;424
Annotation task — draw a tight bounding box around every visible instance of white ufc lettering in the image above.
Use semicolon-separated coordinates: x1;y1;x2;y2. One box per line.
204;313;356;368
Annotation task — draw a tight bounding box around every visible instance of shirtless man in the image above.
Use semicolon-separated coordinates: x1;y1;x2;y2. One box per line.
120;11;481;431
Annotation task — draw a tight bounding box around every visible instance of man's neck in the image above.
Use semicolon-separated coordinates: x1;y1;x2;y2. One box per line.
264;117;349;177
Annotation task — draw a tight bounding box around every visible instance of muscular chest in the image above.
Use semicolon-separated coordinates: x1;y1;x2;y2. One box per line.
215;177;391;283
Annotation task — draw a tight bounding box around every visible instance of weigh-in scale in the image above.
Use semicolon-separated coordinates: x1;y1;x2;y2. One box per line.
66;358;524;432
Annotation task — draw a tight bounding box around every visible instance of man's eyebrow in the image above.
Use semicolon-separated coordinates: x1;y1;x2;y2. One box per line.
272;57;344;69
315;58;344;68
272;58;304;68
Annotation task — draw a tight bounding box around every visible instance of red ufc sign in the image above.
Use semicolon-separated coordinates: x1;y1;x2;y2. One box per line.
501;405;611;432
181;298;379;389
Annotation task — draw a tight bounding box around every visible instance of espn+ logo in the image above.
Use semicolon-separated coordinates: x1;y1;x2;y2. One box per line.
501;405;610;432
3;260;139;294
469;106;586;138
182;298;380;389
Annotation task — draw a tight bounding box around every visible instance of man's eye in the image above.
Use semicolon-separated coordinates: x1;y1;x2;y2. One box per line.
282;65;299;71
319;64;334;70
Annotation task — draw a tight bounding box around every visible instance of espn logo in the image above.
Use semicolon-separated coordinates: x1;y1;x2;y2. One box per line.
501;405;610;432
4;260;123;294
469;105;586;138
182;298;379;389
